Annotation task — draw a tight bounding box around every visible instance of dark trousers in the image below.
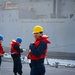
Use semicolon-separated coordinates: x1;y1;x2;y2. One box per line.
12;56;22;75
30;63;45;75
0;56;2;66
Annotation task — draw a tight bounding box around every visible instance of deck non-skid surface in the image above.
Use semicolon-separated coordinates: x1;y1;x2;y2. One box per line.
0;62;75;75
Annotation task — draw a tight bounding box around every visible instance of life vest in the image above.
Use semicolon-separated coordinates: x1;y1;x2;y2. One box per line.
0;43;5;54
10;40;20;55
28;35;51;60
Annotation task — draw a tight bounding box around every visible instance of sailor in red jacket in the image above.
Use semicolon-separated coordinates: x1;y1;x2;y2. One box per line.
0;35;5;66
10;37;23;75
28;25;51;75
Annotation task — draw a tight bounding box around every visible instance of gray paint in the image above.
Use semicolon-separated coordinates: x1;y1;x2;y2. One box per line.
0;0;75;53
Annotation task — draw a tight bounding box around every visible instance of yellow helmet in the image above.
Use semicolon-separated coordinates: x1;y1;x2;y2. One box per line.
33;25;44;33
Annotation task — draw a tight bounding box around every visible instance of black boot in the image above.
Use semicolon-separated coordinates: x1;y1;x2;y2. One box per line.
14;73;17;75
19;73;22;75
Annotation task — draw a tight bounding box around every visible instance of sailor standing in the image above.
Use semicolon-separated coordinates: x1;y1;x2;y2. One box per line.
28;25;51;75
0;35;5;66
10;37;23;75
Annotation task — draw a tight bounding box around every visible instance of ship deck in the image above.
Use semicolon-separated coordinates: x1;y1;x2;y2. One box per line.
0;62;75;75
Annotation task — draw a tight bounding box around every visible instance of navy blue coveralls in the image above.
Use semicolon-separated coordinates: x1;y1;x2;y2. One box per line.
29;41;47;75
11;44;23;75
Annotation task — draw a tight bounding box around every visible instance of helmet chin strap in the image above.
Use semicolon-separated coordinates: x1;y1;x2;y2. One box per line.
39;36;42;38
39;33;43;38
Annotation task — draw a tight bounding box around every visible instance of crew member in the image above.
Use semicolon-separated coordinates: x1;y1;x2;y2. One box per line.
0;35;5;66
10;37;23;75
28;25;51;75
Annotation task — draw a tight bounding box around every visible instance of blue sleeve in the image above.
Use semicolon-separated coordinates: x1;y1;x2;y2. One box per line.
29;41;47;57
14;44;23;53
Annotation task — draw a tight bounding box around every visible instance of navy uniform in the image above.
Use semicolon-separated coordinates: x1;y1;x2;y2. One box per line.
28;25;51;75
10;38;23;75
0;35;5;66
